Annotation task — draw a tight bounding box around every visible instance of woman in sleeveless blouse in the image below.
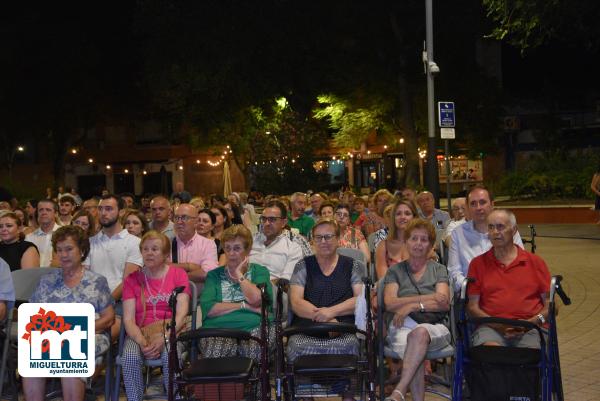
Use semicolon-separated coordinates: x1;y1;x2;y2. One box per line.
0;212;39;270
375;200;418;280
287;219;366;365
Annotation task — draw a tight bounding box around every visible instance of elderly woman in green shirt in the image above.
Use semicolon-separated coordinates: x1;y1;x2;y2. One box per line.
200;224;273;357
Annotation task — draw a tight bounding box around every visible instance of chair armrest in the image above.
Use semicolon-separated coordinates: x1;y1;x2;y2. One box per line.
178;328;252;342
282;322;358;338
468;316;539;330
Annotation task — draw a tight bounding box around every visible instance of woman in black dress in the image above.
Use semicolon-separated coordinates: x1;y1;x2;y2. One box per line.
0;211;40;270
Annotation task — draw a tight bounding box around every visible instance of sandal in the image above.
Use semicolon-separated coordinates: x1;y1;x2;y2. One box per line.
384;389;406;401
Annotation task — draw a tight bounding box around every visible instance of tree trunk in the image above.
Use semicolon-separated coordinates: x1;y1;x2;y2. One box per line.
397;74;420;187
389;11;421;188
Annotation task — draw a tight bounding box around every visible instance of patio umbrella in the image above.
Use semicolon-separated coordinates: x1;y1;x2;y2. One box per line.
223;161;232;197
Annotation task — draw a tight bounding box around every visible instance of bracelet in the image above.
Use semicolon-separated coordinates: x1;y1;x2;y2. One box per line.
240;301;246;310
419;301;425;313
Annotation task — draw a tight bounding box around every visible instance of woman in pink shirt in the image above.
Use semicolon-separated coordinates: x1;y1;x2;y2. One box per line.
121;231;190;401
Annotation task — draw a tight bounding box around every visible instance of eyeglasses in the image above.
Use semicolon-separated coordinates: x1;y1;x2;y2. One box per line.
174;215;196;222
335;212;349;218
313;234;337;243
259;216;283;224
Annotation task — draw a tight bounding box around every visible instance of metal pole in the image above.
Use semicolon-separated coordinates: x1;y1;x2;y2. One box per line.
445;139;452;211
425;0;440;206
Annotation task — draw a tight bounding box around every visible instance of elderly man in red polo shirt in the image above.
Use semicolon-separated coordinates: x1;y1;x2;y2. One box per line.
466;209;550;348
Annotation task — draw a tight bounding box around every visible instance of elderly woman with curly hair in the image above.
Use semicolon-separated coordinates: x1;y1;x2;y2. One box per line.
200;224;273;358
24;225;114;401
363;189;393;236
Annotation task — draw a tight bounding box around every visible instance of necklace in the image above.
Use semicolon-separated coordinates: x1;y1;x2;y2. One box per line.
144;267;169;320
63;266;84;286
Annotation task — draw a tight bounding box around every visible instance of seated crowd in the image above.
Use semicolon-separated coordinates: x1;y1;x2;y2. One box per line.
0;183;552;401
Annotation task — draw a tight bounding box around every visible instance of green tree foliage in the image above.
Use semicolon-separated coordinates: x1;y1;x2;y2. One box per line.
483;0;600;51
197;97;329;194
313;94;396;149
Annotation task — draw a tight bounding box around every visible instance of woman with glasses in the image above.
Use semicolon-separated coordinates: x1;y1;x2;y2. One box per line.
334;203;370;263
287;219;366;374
200;224;273;358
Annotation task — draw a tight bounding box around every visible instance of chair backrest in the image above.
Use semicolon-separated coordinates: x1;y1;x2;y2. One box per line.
11;268;54;303
337;247;366;265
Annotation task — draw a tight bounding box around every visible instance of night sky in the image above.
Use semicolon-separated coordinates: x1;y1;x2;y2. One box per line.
1;1;598;154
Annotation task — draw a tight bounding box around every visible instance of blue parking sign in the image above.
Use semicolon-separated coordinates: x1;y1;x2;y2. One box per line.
438;102;455;127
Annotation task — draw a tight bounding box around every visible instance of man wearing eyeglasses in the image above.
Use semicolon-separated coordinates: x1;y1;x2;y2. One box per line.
172;203;218;283
250;200;303;282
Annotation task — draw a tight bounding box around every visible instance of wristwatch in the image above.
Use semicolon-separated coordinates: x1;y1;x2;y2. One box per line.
536;313;546;324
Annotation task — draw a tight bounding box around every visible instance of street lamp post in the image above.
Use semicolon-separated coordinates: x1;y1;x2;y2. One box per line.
424;0;440;206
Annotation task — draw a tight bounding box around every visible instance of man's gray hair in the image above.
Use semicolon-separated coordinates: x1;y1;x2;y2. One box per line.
452;197;466;207
491;209;517;228
291;192;306;203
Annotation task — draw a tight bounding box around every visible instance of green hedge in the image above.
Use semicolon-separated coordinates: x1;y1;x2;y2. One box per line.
500;152;599;200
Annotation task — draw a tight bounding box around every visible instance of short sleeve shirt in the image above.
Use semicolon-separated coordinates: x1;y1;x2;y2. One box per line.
85;229;143;292
467;247;550;320
30;269;113;318
384;260;448;298
122;266;190;327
